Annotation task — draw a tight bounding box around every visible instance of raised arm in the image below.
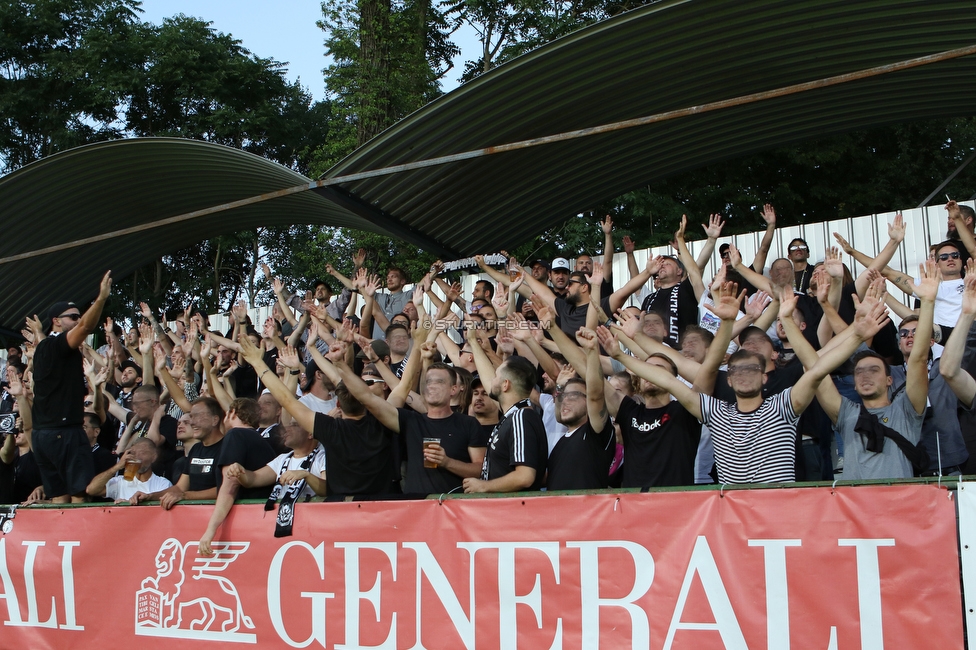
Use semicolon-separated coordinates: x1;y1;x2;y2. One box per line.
790;278;891;415
272;277;299;327
608;255;656;313
729;244;774;295
752;204;777;273
673;215;706;301
576;328;609;433
601;215;615;286
692;282;742;394
939;262;976;406
904;260;938;415
697;213;724;272
66;271;112;350
947;201;976;259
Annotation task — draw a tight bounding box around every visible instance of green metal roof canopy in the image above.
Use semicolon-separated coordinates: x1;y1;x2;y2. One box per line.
2;0;976;331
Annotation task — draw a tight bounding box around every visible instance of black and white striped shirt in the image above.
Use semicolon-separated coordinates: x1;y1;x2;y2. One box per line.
699;389;799;484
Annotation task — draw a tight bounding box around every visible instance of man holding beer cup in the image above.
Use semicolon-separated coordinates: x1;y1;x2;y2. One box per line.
86;437;171;502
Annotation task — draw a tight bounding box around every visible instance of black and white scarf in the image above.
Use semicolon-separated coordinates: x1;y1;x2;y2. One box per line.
265;447;322;537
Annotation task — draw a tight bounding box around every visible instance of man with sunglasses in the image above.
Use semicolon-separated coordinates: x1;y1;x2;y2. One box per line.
787;238;813;294
31;271;112;503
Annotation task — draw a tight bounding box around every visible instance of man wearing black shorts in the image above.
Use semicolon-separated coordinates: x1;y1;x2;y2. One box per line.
31;271;112;503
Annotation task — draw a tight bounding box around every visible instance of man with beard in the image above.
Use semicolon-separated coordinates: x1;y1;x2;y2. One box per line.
786;238;814;294
544;329;614;490
463;354;548;493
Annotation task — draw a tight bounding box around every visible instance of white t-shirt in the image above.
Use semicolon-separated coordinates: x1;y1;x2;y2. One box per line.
267;443;327;500
299;393;337;414
106;473;172;501
539;393;569;455
914;276;964;328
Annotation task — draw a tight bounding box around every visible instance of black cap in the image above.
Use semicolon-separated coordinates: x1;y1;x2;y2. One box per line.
48;301;78;320
119;358;143;378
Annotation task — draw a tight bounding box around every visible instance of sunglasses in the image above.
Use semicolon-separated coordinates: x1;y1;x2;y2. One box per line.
938;252;961;261
58;313;81;321
898;329;916;339
361;378;385;386
788;245;809;252
568;279;583;285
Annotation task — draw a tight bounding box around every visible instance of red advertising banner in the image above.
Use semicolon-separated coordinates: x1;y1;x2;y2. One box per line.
0;484;963;649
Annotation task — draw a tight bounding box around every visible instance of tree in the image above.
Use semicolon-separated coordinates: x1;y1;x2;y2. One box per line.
0;0;141;172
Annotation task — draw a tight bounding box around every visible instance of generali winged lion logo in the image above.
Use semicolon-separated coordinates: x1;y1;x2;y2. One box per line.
135;538;256;643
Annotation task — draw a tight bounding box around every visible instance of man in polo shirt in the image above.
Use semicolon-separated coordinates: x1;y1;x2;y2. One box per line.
31;271;112;504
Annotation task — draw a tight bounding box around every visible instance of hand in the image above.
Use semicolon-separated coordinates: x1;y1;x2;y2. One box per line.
509;272;525;294
138;323;154;355
600;214;613;235
352;267;367;290
260;262;272;279
139;302;153;321
706;282;744;321
170;356;186;380
575;327;598;350
727;244;742;269
491;289;509;314
777;287;798;322
272;277;286;296
623;235;636;254
353;247;367;269
760;204;776;226
744;290;772;320
646;255;663;276
128;491;152;506
199;531;215;557
672;215;687;244
589;260;605;287
338;318;358;343
813;267;830;304
232;300;248;324
422;442;448;468
595;326;622;358
495;328;515;356
325;262;336;276
947;200;963;222
94;365;110;386
6;367;24;397
364;274;381;297
709;260;729;294
104;316;115;336
412;284;425;308
962;260;976;316
702;213;725;239
98;271;113;301
914;258;942;303
200;333;212;360
889;212;905;243
279;470;309;486
824;246;844;279
279;345;303;370
355;334;380;362
224;462;246;480
832;232;854;256
22;485;45;506
462;477;488;493
25;315;43;339
325;343;348;365
530;297;553;324
420;341;439;361
446;282;462;303
153;345;168;373
306;319;321;348
508;313;533;342
238;334;264;367
159;488;183;510
614;308;642;339
852;276;890;340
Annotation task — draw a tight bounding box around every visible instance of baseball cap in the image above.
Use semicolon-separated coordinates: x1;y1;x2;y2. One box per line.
355;339;391;360
529;259;549;270
48;301;78;320
551;257;571;272
119;358;143;378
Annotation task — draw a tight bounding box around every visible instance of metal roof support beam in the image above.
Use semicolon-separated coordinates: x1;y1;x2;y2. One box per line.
311;185;460;260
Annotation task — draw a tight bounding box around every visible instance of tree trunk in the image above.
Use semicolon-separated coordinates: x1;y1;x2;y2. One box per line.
358;0;394;145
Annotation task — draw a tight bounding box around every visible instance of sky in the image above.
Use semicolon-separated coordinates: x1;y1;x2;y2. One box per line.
138;0;477;101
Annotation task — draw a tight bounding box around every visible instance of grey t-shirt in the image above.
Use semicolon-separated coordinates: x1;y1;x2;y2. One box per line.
372;290;411;339
835;391;923;480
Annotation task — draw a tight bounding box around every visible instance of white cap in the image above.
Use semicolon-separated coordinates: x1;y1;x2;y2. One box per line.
551;257;571;271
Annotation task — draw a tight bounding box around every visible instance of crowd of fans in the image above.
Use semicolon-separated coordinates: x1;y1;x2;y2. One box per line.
2;201;976;545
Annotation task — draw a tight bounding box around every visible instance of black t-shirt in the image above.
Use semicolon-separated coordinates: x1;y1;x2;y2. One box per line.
184;438;224;493
216;428;276;500
171;455;188;485
398;409;483;494
258;423;289;455
474;423;494;448
91;443;116;474
0;449;41;504
313;411;396;496
617;397;701;487
483;400;547;490
31;333;86;429
553;296;613;339
546;414;615;490
640;279;699;348
230;364;259;400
